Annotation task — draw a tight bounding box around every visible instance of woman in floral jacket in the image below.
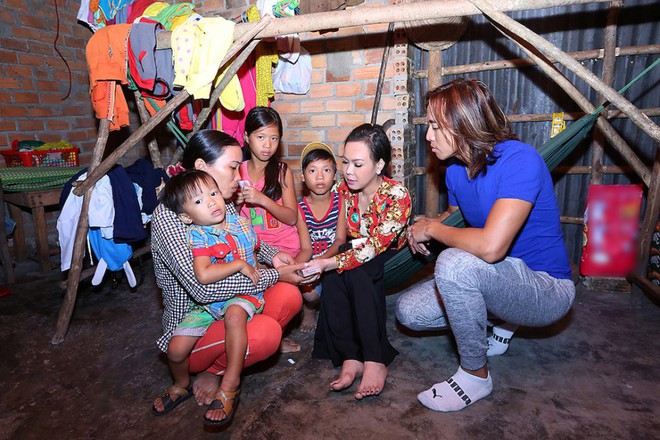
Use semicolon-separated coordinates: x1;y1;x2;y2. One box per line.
307;124;412;401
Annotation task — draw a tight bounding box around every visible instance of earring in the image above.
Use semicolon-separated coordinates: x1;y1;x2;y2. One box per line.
377;169;382;175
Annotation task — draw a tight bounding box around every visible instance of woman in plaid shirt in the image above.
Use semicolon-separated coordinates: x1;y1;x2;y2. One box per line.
151;130;309;423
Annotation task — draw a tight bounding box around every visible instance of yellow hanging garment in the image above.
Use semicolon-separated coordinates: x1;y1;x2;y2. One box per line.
246;6;278;106
171;16;245;111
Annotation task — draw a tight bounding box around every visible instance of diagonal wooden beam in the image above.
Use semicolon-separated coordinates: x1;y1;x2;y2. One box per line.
469;0;660;144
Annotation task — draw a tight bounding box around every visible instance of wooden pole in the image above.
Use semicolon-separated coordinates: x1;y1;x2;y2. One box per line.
0;186;14;284
52;117;111;345
74;19;270;197
156;0;609;48
591;0;622;184
132;90;163;169
631;144;660;306
470;0;652;186
425;49;442;217
469;0;660;143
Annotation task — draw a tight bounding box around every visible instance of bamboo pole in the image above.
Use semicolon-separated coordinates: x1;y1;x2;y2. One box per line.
469;0;660;144
413;44;660;78
470;0;652;186
74;19;270;197
132;90;163;168
425;49;442;217
152;0;608;48
52;117;111;345
591;0;622;184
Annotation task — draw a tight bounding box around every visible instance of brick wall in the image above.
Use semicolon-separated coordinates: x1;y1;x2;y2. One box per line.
0;0;97;163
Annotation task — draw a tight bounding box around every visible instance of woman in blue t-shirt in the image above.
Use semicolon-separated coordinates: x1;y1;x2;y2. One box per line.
395;78;575;412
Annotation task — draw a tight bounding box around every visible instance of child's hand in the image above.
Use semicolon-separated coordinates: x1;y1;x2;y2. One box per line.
241;185;266;206
235;189;246;206
240;261;260;286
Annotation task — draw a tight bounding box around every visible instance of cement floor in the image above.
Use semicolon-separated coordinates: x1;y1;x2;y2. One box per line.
0;257;658;440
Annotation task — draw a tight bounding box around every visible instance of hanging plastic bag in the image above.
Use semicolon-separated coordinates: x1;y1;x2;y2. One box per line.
272;47;312;95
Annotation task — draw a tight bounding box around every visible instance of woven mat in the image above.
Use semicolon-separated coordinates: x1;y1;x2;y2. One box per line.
0;167;83;192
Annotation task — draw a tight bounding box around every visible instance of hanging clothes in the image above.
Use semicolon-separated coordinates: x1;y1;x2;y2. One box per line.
85;24;132;131
218;54;258;145
246;6;278;106
171;16;245;107
125;158;169;215
127;21;175;99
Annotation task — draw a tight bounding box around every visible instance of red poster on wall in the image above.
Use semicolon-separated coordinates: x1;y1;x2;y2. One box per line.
580;184;643;277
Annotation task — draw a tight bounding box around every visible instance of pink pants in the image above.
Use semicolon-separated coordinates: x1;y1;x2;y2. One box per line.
189;282;302;375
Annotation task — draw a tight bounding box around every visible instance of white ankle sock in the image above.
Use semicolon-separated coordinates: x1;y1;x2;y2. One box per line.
417;367;493;412
487;324;517;356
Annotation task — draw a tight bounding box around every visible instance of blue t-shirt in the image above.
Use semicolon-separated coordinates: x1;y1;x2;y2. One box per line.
446;140;571;280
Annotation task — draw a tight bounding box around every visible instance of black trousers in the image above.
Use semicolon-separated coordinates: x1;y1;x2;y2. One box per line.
312;249;398;367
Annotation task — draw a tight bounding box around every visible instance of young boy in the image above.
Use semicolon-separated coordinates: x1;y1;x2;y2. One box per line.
153;170;261;425
297;142;346;332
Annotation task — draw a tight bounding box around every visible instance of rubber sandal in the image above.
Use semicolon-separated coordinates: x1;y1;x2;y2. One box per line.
152;384;193;416
203;388;241;427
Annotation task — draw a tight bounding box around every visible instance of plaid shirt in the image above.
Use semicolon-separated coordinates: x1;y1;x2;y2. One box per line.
152;202;280;352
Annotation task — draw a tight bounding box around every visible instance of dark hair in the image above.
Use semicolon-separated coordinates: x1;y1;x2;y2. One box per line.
344;123;392;178
426;78;517;178
302;148;337;172
244;106;287;201
181;130;240;170
159;169;217;215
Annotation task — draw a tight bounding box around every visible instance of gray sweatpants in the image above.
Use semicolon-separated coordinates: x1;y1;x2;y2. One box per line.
395;248;575;371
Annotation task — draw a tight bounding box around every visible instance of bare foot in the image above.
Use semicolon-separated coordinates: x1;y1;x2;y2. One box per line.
299;304;317;333
193;372;220;406
280;337;301;353
330;359;363;391
354;361;387;400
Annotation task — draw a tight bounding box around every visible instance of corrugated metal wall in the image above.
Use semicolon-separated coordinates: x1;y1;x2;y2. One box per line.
411;0;660;264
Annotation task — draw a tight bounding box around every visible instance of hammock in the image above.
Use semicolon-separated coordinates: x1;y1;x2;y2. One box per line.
383;58;659;289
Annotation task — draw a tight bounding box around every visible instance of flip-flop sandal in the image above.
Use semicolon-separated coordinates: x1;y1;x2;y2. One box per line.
152;384;193;416
203;388;240;427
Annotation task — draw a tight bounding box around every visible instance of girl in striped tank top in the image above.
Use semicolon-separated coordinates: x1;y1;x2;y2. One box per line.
297;142;346;332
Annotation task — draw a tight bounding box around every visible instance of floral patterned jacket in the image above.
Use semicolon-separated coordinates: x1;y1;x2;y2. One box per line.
334;176;412;272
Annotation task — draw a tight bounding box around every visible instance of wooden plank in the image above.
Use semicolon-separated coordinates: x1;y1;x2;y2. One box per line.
413;108;660;125
425;49;442;217
412;44;660;77
583;276;631;293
